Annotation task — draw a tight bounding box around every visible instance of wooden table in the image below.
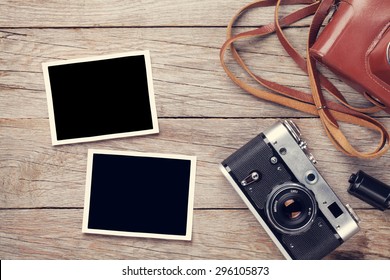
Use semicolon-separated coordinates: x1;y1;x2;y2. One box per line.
1;0;389;260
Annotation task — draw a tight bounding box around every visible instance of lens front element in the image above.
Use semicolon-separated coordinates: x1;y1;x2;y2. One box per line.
266;183;317;234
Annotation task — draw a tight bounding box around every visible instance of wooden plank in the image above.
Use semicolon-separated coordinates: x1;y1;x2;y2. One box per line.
1;0;390;262
0;1;313;27
0;208;389;259
0;28;383;119
1;118;390;209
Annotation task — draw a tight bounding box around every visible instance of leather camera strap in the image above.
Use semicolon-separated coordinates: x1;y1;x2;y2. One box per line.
220;0;390;159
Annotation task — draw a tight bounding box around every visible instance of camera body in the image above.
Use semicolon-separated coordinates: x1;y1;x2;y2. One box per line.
220;120;360;259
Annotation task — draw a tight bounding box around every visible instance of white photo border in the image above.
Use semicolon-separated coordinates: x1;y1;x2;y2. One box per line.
82;149;197;241
42;50;159;146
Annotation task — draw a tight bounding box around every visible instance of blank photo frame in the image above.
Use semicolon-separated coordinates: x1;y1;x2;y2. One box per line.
42;51;159;145
82;149;197;241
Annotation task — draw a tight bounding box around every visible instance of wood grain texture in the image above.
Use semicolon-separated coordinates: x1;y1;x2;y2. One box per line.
1;209;389;260
2;118;390;210
1;0;389;260
0;28;383;119
0;1;312;27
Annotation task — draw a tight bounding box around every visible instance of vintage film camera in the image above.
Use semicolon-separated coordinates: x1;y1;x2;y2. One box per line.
220;120;360;259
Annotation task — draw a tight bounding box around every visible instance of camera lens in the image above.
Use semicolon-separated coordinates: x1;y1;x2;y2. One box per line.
266;183;317;234
282;198;303;219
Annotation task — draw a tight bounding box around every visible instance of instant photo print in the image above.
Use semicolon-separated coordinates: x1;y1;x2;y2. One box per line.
42;51;159;145
82;149;197;240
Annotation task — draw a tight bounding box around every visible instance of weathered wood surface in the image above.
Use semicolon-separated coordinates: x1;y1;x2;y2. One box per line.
1;209;389;260
0;1;312;27
1;0;389;259
1;28;384;119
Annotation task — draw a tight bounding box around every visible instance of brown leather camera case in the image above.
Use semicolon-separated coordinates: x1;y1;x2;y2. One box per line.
310;0;390;110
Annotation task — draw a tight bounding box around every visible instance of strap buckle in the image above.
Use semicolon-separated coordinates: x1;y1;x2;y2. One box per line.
317;105;327;110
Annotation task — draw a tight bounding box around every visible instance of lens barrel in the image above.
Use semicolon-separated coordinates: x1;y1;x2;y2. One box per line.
266;183;317;234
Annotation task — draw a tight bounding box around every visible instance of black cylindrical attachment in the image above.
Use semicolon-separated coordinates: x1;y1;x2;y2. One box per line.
348;170;390;211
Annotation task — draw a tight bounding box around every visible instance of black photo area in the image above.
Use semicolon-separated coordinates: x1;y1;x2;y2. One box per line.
48;55;153;140
87;154;192;236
